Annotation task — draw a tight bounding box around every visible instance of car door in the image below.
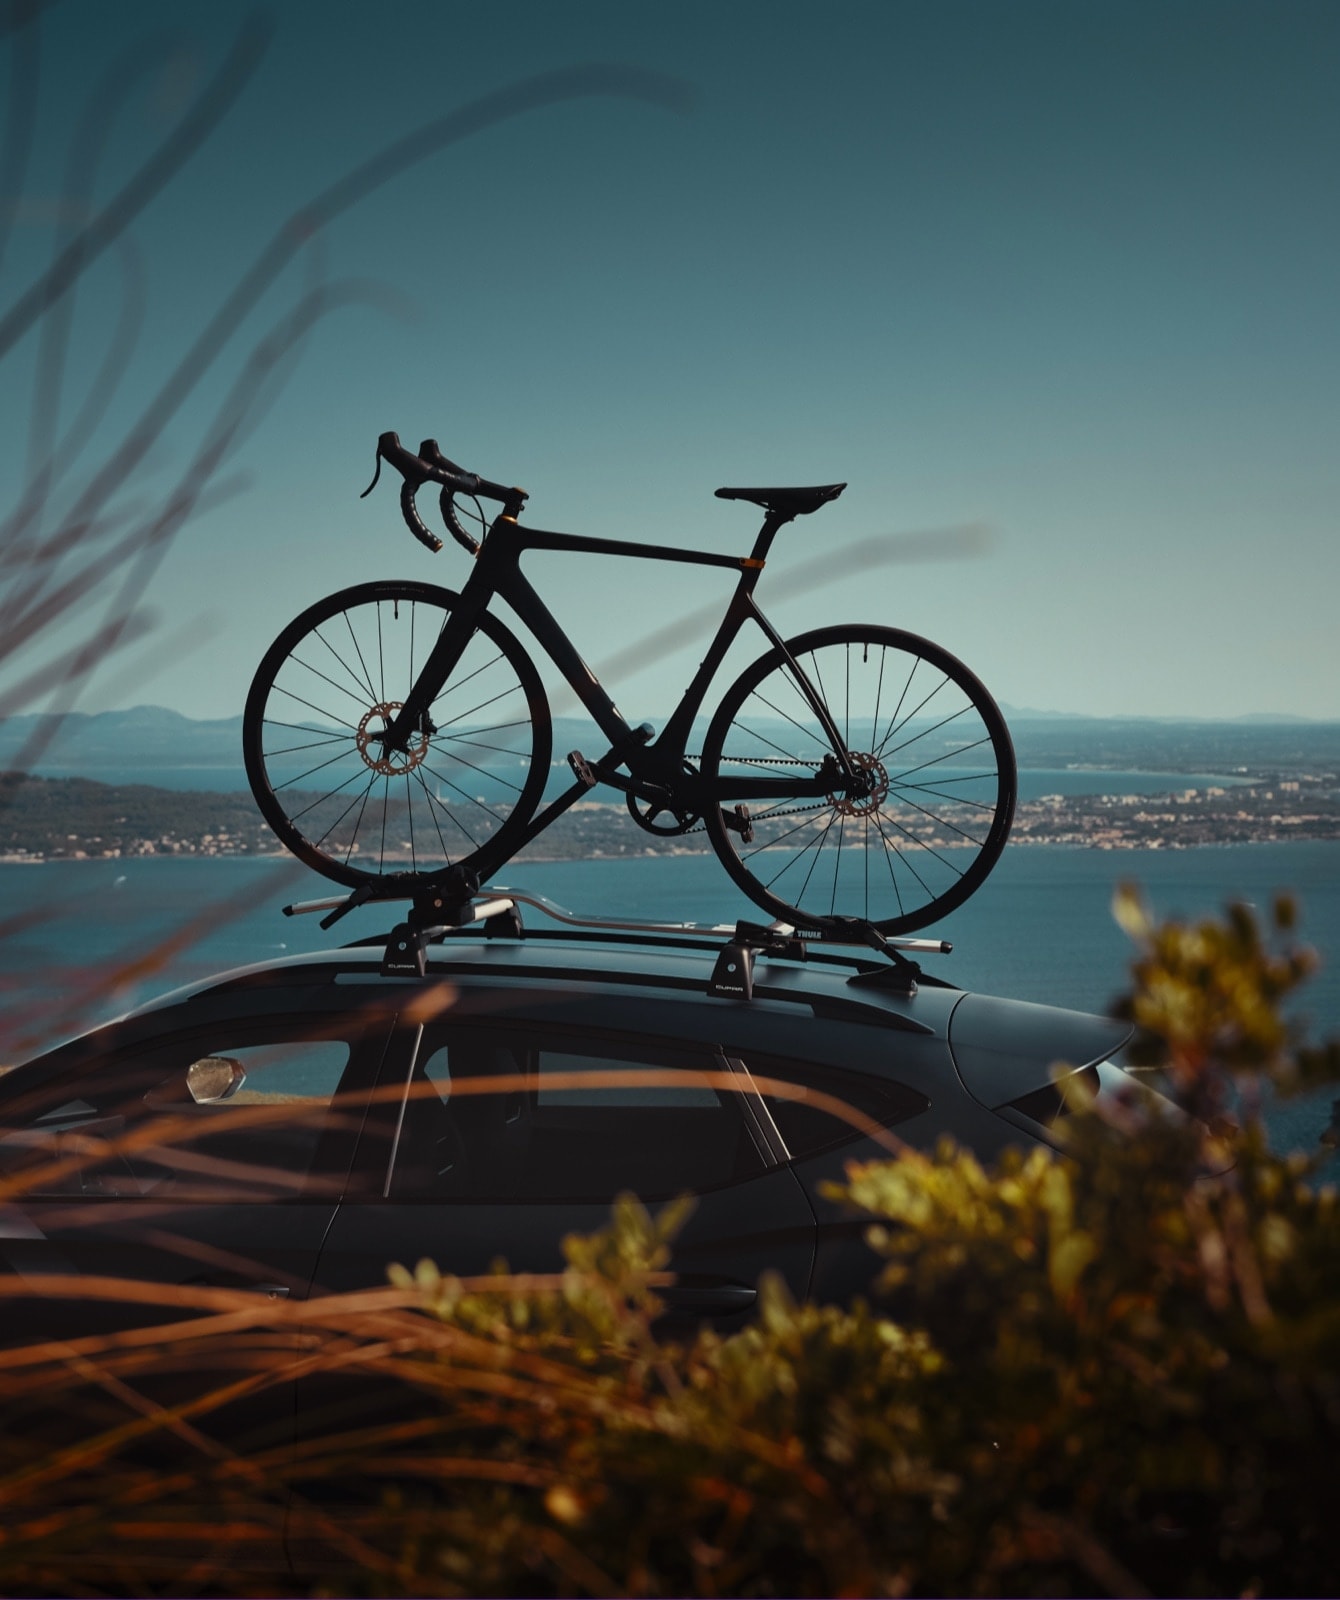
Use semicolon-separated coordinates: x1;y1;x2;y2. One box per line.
308;1011;816;1337
0;1004;394;1461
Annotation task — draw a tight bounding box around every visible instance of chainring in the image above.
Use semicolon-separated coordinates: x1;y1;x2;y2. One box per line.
626;759;702;836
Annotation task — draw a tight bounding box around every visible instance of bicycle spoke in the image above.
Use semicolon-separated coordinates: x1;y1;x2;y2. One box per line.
377;604;387;706
874;654;918;758
868;806;940;900
313;624;377;704
410;765;455;862
428;648;509;705
269;683;359;732
262;716;348;738
881;701;978;763
737;809;829;862
445;732;538;759
830;812;846;917
875;675;953;758
433;679;528;733
868;807;913;914
307;772;378;852
343;777;376;867
893;792;989;848
428;739;528;796
893;779;998;812
417;758;509;830
873;804;970;879
744;687;829;752
344;609;379;704
271;744;361;794
288;764;371;825
767;813;837;905
261;732;351;759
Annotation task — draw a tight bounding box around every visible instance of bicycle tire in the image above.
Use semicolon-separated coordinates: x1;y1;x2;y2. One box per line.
701;624;1015;934
243;580;551;889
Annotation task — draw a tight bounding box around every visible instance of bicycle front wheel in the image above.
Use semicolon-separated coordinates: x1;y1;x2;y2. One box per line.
702;625;1015;934
243;581;551;888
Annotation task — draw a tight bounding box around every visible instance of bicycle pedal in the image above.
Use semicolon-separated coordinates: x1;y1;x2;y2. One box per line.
723;804;754;843
567;750;597;790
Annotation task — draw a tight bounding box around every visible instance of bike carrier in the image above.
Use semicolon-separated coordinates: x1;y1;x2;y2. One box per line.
283;870;951;997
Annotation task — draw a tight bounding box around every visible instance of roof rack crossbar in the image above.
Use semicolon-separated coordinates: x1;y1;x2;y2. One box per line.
281;880;951;992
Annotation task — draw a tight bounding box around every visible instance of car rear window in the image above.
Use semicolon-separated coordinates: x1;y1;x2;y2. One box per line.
741;1053;930;1160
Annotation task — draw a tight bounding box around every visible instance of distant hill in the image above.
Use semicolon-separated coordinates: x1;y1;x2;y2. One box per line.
0;707;248;783
1005;717;1340;773
3;705;1339;790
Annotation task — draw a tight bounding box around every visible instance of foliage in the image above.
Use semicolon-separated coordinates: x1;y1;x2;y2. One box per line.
2;891;1338;1597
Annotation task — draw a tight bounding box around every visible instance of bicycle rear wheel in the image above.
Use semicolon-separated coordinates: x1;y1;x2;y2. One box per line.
701;625;1015;934
243;581;550;889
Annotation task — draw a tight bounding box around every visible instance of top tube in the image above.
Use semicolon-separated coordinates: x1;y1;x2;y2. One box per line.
514;522;754;573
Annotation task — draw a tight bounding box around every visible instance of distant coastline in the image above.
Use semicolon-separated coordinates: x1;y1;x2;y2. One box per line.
2;771;1337;864
3;708;1337;863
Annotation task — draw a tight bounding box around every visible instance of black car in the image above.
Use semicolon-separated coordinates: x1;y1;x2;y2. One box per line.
1;894;1143;1577
1;894;1135;1332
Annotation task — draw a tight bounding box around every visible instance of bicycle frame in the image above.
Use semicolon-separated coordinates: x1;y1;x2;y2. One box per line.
381;509;861;814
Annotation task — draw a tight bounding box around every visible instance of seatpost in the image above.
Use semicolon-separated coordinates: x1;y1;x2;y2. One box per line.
749;509;794;564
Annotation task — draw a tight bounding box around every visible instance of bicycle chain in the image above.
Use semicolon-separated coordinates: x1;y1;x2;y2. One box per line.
674;755;833;836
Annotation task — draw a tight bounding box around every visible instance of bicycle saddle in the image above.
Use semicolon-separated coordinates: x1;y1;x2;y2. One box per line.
715;483;846;517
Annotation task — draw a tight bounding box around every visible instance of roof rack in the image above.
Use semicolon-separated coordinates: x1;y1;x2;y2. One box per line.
284;876;951;997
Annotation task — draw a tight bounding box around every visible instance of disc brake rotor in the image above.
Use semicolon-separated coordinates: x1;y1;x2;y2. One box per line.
826;751;890;817
356;702;429;776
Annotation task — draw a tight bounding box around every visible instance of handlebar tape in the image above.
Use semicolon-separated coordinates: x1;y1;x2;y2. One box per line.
398;479;444;553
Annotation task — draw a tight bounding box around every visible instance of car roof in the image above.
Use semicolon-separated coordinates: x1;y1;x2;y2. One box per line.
5;900;1131;1113
113;926;962;1031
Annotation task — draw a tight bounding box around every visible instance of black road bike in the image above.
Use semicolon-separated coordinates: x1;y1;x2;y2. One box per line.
243;433;1016;934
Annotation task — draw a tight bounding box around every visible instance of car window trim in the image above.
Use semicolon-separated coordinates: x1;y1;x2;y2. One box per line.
384;1022;425;1199
721;1053;790;1167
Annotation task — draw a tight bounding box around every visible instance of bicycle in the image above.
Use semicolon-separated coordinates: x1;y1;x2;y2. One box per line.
243;432;1016;935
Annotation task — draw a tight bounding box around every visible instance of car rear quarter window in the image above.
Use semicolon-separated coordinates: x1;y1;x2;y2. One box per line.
741;1053;931;1160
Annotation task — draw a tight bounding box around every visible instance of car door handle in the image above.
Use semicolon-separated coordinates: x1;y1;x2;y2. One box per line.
187;1277;291;1300
656;1283;757;1313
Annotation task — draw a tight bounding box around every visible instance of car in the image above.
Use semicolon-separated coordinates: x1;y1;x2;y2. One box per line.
0;890;1143;1577
1;889;1136;1333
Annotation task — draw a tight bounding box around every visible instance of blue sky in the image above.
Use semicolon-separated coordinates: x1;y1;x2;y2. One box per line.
3;0;1338;723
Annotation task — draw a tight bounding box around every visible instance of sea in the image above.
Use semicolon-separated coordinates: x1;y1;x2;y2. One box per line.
3;826;1337;1157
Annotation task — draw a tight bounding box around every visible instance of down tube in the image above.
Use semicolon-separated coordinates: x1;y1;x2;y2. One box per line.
498;566;637;747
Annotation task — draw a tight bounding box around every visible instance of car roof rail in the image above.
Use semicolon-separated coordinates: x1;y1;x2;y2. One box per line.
285;877;953;994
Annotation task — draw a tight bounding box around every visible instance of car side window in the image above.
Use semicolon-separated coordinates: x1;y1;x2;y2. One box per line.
2;1027;360;1201
388;1027;768;1203
742;1052;931;1160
